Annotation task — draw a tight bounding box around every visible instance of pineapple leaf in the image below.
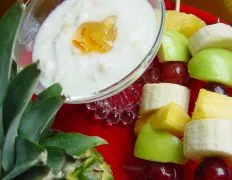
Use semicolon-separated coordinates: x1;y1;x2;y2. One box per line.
46;147;67;176
24;83;63;115
21;83;63;138
0;4;23;107
0;107;4;148
37;83;63;101
18;95;65;143
40;133;108;156
3;62;40;131
2;137;47;180
41;129;63;139
2;62;40;173
14;166;53;180
46;147;79;177
10;61;18;82
0;4;23;164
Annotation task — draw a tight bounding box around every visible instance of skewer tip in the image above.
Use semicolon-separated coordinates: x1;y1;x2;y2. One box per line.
175;0;181;12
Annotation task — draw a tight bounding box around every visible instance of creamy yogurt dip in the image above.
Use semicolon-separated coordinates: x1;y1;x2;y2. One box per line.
33;0;158;97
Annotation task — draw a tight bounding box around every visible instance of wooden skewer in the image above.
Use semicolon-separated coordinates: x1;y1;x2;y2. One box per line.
17;0;29;9
175;0;181;12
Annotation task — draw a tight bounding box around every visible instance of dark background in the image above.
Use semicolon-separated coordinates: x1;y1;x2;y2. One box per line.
1;0;15;16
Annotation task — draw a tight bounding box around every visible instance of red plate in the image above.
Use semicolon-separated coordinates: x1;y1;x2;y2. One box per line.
52;1;223;180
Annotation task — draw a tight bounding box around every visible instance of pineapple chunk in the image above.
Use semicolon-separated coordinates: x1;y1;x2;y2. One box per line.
165;11;206;38
150;102;191;137
192;89;232;120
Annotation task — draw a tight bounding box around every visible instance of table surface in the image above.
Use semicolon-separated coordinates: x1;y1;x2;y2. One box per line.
1;0;232;23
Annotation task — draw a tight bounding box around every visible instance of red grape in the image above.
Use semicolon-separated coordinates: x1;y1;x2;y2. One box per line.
123;158;150;180
160;62;189;85
184;160;199;180
195;158;230;180
204;83;228;96
145;163;181;180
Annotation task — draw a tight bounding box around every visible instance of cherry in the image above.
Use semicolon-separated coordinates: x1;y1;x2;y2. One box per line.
195;158;230;180
204;83;228;96
145;163;181;180
160;62;189;85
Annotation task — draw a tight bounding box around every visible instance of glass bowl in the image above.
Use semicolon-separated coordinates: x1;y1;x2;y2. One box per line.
13;0;165;104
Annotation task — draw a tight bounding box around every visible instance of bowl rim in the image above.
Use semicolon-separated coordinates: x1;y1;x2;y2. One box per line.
14;0;166;104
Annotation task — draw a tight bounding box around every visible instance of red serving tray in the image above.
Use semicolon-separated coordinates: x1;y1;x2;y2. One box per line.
52;1;222;179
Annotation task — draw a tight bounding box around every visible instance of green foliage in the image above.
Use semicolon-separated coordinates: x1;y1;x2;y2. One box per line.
3;137;47;180
2;63;40;173
0;3;113;180
0;4;22;107
40;133;107;156
0;3;23;154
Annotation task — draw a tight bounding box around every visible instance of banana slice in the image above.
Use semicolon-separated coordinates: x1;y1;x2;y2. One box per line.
189;23;232;55
140;83;190;115
184;118;232;163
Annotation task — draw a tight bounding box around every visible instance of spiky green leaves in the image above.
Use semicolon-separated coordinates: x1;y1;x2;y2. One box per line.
40;133;107;156
14;166;53;180
0;3;112;180
0;4;23;107
18;92;65;143
3;137;47;180
2;63;40;173
0;4;23;161
1;61;110;179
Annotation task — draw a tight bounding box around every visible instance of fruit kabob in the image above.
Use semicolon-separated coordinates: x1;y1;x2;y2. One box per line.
133;0;232;179
184;13;232;180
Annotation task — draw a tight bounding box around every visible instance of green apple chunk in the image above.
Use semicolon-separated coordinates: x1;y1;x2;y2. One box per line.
158;30;191;63
188;48;232;86
134;122;186;164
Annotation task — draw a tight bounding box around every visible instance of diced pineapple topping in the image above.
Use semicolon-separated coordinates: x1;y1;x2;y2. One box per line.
165;11;206;37
72;15;117;54
192;89;232;120
150;102;191;137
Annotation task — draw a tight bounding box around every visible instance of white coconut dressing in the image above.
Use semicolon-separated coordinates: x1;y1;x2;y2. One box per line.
33;0;158;97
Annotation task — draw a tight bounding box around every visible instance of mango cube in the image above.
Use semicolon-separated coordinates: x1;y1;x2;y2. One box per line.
150;102;191;137
192;89;232;120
